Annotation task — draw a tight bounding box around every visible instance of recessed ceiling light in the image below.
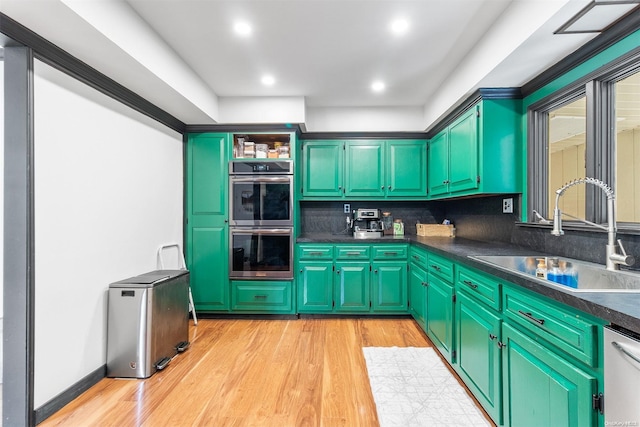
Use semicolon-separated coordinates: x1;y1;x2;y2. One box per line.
390;19;409;35
233;21;252;37
371;81;385;92
261;75;276;86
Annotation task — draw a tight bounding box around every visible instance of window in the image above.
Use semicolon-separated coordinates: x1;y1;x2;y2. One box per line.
528;52;640;228
614;71;640;222
548;97;587;219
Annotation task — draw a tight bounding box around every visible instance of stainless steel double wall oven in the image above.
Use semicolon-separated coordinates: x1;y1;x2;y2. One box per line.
229;160;294;279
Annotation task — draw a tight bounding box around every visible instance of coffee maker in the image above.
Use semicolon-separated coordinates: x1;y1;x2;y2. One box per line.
351;208;383;239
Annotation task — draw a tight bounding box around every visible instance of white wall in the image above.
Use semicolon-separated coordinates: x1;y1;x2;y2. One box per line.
33;60;183;407
218;96;306;124
305;106;425;132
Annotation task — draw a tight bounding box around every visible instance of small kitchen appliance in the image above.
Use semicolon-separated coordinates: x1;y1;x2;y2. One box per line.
352;208;383;239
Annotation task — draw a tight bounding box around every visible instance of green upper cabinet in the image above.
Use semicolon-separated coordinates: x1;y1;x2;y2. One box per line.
300;139;427;200
345;141;385;197
448;107;479;193
386;140;428;197
427;95;521;200
185;132;230;312
301;141;344;198
427;130;449;197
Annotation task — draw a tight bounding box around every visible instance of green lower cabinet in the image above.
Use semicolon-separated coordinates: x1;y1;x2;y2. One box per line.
426;273;455;363
502;323;599;427
408;262;428;330
372;262;408;312
335;261;370;312
230;280;294;314
455;291;502;424
189;226;229;311
297;261;334;312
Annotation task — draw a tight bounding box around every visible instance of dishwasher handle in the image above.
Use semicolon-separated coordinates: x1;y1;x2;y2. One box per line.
612;341;640;365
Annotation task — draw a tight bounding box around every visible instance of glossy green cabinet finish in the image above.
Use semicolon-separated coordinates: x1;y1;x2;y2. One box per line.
296;243;408;314
345;141;385;197
408;256;428;330
386;140;428;196
502;323;598;427
230;280;293;313
426;273;455;363
298;261;334;312
185;133;230;312
448;107;479;193
335;261;370;312
301;141;344;197
427;131;449;196
372;261;407;311
427;98;520;200
503;286;598;367
300;139;426;199
456;291;502;424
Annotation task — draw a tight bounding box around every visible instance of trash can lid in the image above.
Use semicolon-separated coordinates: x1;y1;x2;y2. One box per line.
109;270;188;288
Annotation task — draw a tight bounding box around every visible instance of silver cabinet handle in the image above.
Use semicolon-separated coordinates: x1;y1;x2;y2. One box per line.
612;341;640;365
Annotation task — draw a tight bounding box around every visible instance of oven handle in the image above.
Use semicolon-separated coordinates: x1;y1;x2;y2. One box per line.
230;176;292;183
230;228;292;235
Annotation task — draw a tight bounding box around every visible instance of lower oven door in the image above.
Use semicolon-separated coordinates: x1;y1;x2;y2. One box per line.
229;228;293;279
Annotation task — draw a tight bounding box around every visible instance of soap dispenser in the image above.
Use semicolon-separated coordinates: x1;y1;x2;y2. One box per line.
535;258;547;279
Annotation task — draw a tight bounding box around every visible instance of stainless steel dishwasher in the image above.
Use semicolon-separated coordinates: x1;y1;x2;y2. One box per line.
604;325;640;426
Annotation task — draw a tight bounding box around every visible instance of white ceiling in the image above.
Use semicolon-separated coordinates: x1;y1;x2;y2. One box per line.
1;0;624;131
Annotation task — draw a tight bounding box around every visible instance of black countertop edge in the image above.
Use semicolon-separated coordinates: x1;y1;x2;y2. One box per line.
297;233;640;334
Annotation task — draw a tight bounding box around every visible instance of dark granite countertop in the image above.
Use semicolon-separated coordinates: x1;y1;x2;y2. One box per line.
297;233;640;334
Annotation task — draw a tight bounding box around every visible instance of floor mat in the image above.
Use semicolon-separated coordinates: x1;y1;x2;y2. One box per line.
363;346;491;427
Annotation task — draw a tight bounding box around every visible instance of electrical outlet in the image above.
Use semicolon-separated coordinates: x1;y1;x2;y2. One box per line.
343;203;351;213
503;198;513;214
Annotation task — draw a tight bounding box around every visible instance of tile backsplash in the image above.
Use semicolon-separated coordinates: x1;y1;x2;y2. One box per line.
299;195;640;269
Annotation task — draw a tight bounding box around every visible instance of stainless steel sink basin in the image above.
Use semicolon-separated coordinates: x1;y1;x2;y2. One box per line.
470;255;640;292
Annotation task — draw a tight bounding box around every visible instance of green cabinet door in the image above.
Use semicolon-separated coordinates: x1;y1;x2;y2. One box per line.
502;323;599;427
372;262;408;312
301;141;344;197
386;140;427;197
335;261;370;312
297;261;334;312
456;291;502;424
427;274;455;362
185;133;229;312
427;130;449;196
448;106;479;193
409;262;428;330
345;141;385;197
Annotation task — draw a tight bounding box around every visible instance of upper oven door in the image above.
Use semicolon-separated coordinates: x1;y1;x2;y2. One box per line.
229;175;293;226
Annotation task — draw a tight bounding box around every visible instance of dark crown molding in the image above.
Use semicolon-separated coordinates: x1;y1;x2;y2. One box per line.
0;13;186;134
521;8;640;97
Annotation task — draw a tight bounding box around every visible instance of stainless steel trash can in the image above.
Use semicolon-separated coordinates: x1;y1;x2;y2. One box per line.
106;270;190;378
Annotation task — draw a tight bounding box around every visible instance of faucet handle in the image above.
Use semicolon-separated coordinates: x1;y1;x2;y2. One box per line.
614;239;635;267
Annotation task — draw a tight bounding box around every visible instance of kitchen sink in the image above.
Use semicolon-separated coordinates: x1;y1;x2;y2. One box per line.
470;255;640;292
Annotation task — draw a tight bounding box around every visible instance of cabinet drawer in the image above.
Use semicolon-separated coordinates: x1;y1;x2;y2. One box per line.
426;252;454;283
409;246;428;268
336;245;370;260
503;286;598;367
298;245;334;260
231;281;292;312
456;265;501;311
372;245;407;260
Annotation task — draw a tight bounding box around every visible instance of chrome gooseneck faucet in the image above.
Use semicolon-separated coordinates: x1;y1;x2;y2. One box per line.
551;177;635;271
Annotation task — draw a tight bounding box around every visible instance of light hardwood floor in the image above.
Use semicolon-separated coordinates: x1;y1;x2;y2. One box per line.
39;318;485;427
